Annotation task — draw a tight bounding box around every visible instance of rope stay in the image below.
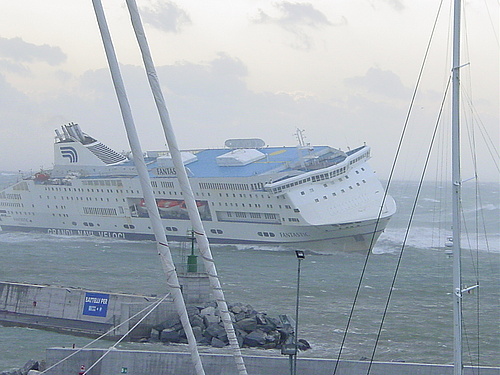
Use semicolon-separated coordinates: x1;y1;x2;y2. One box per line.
332;1;448;373
40;293;171;374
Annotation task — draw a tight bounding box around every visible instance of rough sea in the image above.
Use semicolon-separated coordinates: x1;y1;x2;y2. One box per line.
0;173;498;371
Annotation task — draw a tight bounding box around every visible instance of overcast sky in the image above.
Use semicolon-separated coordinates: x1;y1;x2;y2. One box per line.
0;0;498;182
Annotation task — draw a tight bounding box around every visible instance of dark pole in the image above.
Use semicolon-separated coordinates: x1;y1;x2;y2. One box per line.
294;250;305;375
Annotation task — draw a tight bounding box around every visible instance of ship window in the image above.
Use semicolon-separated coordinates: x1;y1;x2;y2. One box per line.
341;189;345;193
72;222;77;225
332;193;337;196
323;195;327;199
362;179;366;183
300;191;305;195
356;170;360;174
314;198;319;202
349;186;353;189
323;184;327;187
356;182;360;186
361;167;365;171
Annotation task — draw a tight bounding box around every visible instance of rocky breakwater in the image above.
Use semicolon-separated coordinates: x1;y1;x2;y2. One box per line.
152;302;310;351
0;359;44;375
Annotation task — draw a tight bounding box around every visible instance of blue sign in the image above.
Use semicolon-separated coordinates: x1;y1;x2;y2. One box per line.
83;292;109;317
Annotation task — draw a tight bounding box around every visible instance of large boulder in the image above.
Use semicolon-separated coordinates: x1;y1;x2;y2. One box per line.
243;329;267;347
205;322;227;341
211;337;227;348
235;317;257;332
160;328;182;343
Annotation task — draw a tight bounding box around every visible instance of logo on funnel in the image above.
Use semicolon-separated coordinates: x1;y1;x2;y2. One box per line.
60;146;78;163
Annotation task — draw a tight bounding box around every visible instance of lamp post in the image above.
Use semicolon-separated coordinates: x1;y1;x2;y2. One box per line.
294;250;305;375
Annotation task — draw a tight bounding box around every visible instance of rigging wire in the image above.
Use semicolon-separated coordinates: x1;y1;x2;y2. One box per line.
364;77;452;375
331;2;446;374
82;292;171;374
39;292;171;374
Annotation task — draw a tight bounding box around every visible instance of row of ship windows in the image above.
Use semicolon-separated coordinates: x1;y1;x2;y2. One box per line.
211;201;293;210
270;166;349;194
150;181;174;189
301;178;367;197
42;195;126;204
208;229;275;237
82;180;123;187
258;231;275;237
219;192;270;199
1;210;33;215
199;182;250;191
270;164;367;195
224;212;278;220
313;180;367;202
349;152;369;165
83;207;118;216
42;186;272;198
44;186;141;194
0;202;23;207
0;193;22;200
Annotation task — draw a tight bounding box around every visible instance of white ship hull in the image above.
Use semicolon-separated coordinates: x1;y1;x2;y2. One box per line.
0;124;396;253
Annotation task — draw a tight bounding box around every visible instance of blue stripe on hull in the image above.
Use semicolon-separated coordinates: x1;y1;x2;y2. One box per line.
0;225;273;245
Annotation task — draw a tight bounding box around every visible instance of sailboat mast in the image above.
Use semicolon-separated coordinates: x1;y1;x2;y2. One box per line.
451;0;463;374
91;2;205;374
124;1;248;374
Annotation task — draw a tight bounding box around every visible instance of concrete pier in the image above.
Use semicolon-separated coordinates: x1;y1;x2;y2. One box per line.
0;276;210;339
44;348;500;375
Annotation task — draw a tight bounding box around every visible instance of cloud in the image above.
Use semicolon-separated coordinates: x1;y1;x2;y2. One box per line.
0;73;32;111
0;59;30;74
0;37;66;66
254;2;340;50
0;54;406;173
139;1;191;33
255;2;332;28
344;67;411;100
368;0;406;12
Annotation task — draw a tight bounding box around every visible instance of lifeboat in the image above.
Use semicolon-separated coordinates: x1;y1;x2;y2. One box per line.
139;199;182;211
34;172;50;182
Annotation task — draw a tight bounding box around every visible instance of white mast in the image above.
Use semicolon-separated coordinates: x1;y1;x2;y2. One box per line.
451;0;463;374
91;2;206;374
124;1;248;374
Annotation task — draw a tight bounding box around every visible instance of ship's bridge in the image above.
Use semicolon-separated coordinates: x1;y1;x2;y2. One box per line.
264;146;370;195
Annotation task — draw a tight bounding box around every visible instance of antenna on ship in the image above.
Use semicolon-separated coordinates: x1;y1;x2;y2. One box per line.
295;128;306;169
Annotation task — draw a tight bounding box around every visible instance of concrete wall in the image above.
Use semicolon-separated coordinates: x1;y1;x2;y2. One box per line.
0;278;210;338
45;348;500;375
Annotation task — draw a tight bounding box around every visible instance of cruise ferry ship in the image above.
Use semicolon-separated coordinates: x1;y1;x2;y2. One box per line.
0;123;396;252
